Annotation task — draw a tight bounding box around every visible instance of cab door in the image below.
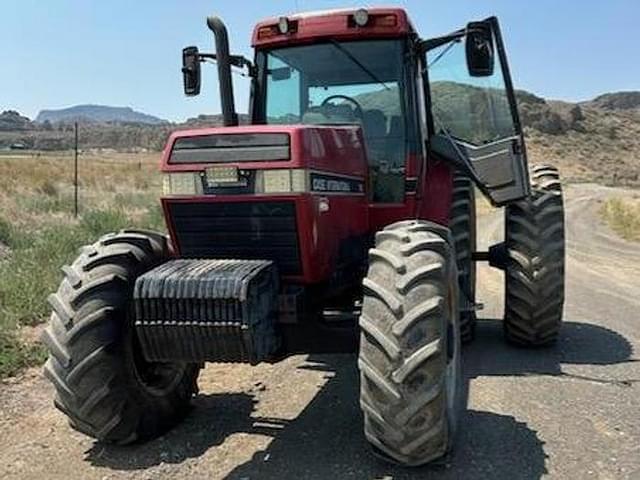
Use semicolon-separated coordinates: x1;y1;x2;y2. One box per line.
423;17;529;206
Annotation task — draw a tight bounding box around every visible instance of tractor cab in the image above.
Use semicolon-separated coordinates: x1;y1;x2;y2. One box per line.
180;8;529;211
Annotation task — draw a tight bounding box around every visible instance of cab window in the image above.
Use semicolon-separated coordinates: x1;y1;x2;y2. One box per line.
427;39;516;145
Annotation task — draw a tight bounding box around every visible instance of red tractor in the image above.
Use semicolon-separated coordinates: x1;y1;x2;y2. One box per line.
43;8;565;466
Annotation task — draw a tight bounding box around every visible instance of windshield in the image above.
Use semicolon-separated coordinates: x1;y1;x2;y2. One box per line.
259;40;409;203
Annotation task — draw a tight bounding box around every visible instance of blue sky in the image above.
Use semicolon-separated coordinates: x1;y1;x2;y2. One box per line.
1;0;638;122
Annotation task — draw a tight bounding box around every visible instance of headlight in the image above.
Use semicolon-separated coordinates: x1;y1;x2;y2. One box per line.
163;173;203;195
163;169;308;195
255;169;307;193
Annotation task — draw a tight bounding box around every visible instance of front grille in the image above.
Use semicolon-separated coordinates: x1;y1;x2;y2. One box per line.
168;201;301;275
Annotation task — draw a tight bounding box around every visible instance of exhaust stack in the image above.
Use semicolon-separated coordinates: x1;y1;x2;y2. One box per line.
207;16;239;126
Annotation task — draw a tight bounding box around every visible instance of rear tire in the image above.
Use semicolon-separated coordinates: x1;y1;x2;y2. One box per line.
450;173;477;343
358;220;462;466
504;165;565;346
42;230;200;443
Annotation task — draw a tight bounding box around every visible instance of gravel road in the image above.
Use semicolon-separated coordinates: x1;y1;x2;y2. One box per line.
1;183;638;480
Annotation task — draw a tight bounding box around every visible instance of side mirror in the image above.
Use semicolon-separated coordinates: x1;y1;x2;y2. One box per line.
465;21;495;77
182;46;201;96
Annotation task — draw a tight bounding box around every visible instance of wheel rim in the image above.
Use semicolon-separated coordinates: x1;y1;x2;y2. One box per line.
131;331;186;396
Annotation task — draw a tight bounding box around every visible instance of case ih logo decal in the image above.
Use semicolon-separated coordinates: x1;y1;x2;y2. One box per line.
310;173;364;194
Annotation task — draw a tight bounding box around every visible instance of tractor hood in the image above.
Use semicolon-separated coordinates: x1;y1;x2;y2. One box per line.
160;124;370;284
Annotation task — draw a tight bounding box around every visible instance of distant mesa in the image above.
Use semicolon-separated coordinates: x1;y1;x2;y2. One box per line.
35;105;168;125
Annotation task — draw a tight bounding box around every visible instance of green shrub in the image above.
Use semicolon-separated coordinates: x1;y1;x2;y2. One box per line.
80;209;129;236
20;193;75;214
0;330;46;379
0;216;30;249
0;204;163;378
0;217;13;246
139;204;166;232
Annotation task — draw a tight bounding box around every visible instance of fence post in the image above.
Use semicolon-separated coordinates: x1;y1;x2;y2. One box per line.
74;122;78;218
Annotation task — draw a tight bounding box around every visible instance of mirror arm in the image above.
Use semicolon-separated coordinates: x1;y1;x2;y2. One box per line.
198;53;217;61
419;29;465;53
195;53;257;78
229;55;257;77
418;16;495;53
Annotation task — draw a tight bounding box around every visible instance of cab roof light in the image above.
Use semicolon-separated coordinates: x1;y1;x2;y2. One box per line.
348;12;397;28
278;16;290;34
258;19;298;40
353;9;369;27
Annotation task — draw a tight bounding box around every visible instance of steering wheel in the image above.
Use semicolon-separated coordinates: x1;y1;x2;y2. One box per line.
321;95;364;120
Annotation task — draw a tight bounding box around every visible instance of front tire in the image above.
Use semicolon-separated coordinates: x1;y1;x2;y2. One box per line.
504;165;565;346
358;220;462;466
42;230;200;443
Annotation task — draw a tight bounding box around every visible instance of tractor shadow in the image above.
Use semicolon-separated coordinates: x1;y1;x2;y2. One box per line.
224;320;634;480
464;319;635;380
84;319;634;478
84;392;288;470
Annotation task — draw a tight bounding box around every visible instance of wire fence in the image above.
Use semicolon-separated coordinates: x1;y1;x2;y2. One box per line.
0;122;163;217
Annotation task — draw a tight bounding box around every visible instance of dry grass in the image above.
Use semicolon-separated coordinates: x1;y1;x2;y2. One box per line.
600;196;640;241
0;151;163;378
0;150;161;226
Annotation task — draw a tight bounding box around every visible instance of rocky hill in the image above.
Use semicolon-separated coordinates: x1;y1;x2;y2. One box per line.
35;105;167;125
521;91;640;186
585;91;640;111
